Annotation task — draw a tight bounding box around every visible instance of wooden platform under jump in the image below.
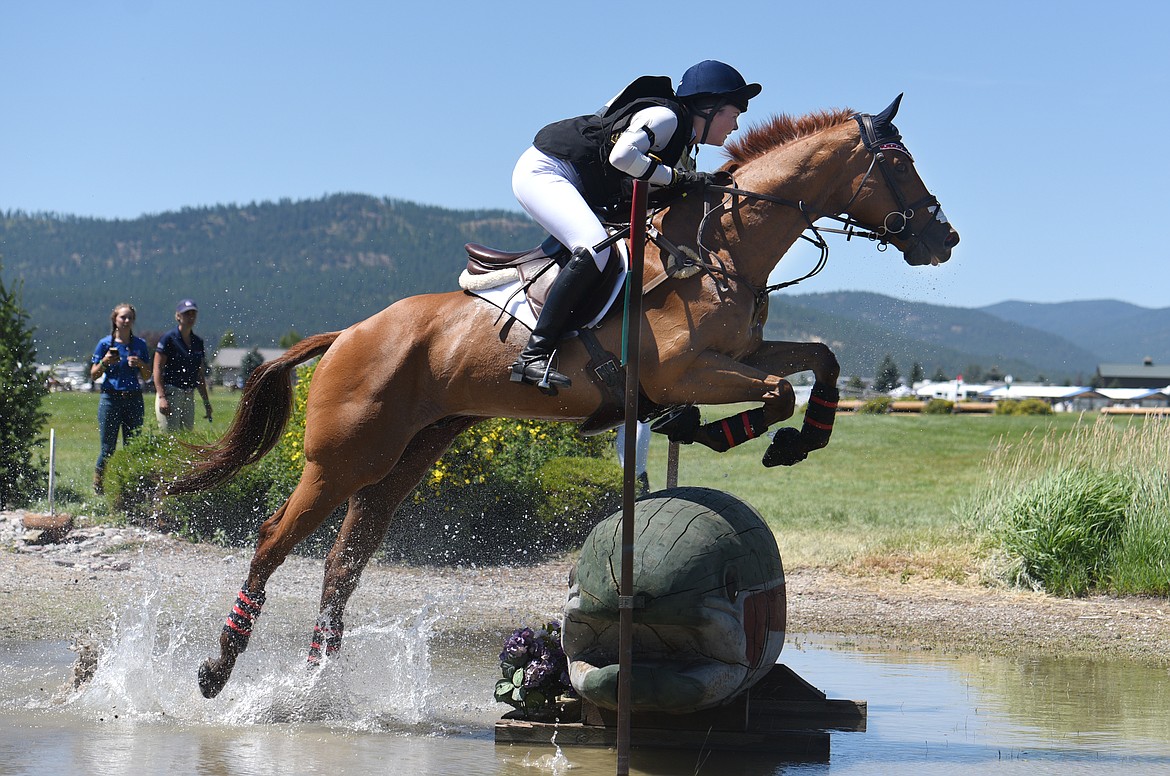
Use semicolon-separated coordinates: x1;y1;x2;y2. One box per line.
495;663;865;759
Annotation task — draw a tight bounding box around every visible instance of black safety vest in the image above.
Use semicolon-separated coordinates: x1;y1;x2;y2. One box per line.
534;95;692;209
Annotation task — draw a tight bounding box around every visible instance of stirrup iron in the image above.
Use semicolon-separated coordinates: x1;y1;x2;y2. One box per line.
537;350;558;390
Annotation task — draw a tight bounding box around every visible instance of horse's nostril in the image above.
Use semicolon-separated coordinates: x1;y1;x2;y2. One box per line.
945;231;960;248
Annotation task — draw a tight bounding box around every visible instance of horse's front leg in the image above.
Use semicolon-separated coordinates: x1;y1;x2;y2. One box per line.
651;342;841;467
309;418;479;666
649;350;797;453
742;341;841;467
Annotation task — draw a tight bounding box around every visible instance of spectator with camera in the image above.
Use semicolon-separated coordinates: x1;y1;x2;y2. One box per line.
90;302;151;494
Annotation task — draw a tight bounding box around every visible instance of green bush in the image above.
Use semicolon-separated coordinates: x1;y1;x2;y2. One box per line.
969;417;1170;597
923;398;954;415
995;467;1131;595
857;396;893;414
104;431;283;546
379;456;620;566
0;263;48;507
994;398;1053;415
103;432;185;524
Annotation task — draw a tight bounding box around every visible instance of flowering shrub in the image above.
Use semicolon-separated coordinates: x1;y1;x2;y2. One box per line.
415;417;612;501
494;621;574;713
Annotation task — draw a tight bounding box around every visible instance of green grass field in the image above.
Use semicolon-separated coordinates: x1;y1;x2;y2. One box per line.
646;409;1109;575
34;393;1114;580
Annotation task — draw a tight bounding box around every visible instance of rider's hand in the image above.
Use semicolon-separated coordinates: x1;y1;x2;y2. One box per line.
672;168;719;191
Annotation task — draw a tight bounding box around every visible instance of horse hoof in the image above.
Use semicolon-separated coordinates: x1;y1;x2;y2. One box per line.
762;427;808;467
198;659;230;699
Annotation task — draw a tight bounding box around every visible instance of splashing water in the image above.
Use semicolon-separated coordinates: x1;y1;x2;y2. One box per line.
66;578;457;734
518;729;575;773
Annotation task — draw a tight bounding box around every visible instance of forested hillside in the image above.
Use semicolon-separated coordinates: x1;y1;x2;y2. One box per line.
774;292;1104;383
1;194;545;360
981;299;1170;365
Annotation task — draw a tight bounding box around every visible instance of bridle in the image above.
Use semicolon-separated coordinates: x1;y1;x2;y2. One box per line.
632;111;946;304
853;112;943;255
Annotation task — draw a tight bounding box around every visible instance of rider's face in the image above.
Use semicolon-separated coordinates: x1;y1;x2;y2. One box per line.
697;105;742;146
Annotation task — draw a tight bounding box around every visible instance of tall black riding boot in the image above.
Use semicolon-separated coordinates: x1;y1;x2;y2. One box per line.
510;247;603;392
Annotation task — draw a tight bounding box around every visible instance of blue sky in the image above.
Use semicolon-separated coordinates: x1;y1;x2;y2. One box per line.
3;1;1168;310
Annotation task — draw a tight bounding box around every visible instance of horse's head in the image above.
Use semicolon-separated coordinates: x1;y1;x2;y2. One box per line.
845;94;959;266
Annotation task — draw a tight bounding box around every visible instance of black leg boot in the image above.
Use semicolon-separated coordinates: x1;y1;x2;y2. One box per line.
510;247;603;392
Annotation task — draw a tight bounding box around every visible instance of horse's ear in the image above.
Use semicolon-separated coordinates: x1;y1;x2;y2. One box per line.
875;93;903;125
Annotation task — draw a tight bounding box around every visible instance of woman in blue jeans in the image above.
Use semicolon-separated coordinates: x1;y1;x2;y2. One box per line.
90;302;151;493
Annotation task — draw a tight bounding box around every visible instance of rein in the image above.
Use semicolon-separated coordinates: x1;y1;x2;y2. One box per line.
639;178;888;308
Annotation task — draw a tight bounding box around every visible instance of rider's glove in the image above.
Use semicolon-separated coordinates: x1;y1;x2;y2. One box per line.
671;168;719;191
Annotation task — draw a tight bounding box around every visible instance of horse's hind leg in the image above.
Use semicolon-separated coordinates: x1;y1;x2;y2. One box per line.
198;461;355;699
308;418;481;665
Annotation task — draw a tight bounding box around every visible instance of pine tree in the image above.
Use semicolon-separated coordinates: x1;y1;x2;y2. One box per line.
240;347;264;384
0;261;49;507
874;354;901;393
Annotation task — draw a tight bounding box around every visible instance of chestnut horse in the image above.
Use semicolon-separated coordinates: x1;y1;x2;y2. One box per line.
173;96;958;698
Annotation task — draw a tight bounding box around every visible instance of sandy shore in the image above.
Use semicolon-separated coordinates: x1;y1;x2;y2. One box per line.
2;509;1168;668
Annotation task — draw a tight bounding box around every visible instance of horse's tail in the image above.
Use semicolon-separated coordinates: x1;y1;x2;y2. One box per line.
166;331;342;495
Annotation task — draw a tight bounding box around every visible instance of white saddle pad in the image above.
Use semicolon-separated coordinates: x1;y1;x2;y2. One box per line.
460;241;630;331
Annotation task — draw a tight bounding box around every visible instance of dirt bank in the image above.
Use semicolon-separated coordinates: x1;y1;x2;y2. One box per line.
2;509;1167;668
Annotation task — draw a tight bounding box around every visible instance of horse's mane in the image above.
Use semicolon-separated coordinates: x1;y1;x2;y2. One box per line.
723;108;856;165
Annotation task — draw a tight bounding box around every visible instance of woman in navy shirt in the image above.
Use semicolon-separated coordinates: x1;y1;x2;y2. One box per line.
90;302;151;494
152;298;212;432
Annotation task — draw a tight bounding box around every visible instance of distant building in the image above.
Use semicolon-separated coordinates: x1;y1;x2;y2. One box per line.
979;384;1106;412
1095;387;1170;408
1096;358;1170;389
913;379;994;402
211;347;286;387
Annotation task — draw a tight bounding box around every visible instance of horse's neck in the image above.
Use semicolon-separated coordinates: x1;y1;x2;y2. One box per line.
720;125;860;286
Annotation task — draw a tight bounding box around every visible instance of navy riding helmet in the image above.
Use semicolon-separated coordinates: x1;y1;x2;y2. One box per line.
677;60;762;112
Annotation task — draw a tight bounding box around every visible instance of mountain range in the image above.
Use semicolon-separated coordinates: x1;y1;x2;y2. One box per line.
2;194;1164;383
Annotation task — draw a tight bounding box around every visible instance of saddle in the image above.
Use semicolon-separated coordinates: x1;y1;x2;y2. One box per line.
461;233;668;434
463;235;622;325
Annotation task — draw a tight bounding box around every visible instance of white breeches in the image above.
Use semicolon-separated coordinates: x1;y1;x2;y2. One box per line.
512;146;612;271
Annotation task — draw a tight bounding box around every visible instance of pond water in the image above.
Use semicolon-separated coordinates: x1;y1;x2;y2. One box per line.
3;590;1170;776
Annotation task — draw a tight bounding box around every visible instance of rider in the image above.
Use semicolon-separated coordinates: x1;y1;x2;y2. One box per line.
509;60;762;391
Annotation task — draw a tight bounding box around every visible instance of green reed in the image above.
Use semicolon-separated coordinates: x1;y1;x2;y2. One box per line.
969;415;1170;596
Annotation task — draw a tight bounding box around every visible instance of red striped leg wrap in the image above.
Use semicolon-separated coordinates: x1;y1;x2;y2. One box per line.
701;408;769;453
222;586;266;651
801;383;840;451
307;622;344;665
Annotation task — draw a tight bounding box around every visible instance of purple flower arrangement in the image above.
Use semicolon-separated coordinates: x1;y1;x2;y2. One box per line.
494;620;574;713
